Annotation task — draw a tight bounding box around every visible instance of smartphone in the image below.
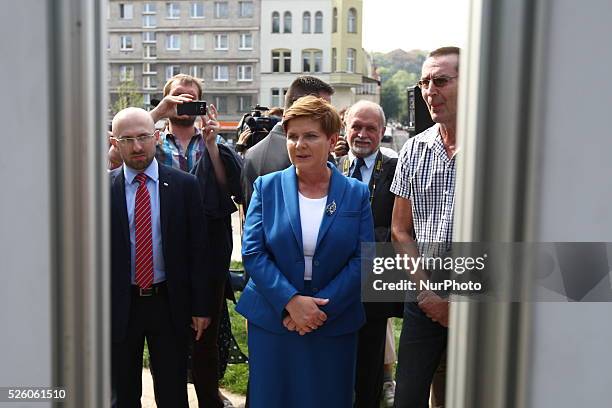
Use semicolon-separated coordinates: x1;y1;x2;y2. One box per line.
177;101;207;116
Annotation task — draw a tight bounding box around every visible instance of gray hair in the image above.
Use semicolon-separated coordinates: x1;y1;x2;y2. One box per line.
344;100;386;129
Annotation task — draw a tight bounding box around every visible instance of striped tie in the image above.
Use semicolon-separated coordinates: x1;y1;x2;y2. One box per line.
134;173;154;289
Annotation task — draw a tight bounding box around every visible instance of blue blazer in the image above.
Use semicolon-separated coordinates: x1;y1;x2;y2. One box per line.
236;164;375;336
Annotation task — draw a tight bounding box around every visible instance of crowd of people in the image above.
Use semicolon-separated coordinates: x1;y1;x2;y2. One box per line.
109;45;461;408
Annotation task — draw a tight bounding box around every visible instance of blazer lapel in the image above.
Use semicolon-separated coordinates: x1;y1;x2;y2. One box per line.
158;164;171;253
112;169;130;245
315;165;348;250
281;166;303;251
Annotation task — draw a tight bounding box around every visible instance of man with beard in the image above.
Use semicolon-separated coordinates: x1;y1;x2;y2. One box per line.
335;100;401;408
109;107;211;406
143;74;242;408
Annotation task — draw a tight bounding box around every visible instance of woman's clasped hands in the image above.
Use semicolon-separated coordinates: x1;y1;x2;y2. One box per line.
283;295;329;335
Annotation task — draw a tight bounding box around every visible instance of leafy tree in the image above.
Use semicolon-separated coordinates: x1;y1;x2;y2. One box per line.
111;81;144;115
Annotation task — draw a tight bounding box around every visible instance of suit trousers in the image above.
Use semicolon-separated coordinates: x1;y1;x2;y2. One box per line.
191;280;227;408
393;302;447;408
112;288;189;408
354;317;387;408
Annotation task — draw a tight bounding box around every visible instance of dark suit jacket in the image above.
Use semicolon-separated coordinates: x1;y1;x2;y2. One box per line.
236;164;374;335
241;123;291;211
192;143;242;301
337;150;403;318
110;163;212;342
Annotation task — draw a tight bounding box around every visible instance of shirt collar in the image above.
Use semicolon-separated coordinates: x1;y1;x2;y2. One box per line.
348;149;379;170
123;158;159;185
160;127;202;143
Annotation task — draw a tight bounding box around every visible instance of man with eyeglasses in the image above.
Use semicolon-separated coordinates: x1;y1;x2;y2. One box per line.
390;46;460;408
109;107;212;407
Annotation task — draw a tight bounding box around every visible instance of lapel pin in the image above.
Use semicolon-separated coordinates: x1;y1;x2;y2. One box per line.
163;182;169;187
325;201;336;216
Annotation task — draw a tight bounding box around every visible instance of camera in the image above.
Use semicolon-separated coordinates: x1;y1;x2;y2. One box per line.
177;101;207;116
236;105;282;149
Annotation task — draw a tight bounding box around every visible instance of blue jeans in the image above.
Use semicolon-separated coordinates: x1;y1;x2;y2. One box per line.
394;302;448;408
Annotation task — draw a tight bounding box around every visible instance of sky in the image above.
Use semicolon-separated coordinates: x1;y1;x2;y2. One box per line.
362;0;471;53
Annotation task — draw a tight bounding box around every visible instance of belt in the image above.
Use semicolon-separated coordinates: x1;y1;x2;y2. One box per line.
131;281;167;297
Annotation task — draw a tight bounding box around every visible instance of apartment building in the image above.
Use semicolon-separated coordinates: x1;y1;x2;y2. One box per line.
107;0;260;123
259;0;379;111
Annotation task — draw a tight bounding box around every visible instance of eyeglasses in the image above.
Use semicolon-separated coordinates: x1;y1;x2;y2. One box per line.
112;134;155;145
417;75;458;89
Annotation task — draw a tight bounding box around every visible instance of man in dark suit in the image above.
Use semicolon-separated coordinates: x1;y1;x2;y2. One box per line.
241;75;335;210
109;107;212;407
336;100;402;408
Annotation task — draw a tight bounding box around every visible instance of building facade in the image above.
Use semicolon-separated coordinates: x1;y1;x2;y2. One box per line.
107;0;261;124
259;0;379;111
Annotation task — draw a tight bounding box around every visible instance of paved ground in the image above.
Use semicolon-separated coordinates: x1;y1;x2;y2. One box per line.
141;368;246;408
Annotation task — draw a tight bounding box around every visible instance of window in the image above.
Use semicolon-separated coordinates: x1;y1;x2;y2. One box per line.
272;50;291;73
214;34;228;50
143;44;157;58
348;8;357;33
302;12;311;33
272;12;280;33
166;34;181;50
214;96;227;113
166;3;180;18
237;65;253;81
120;35;133;50
190;65;205;79
283;12;292;33
239;1;254;18
190;2;204;18
143;3;156;13
119;3;133;19
314;11;323;33
190;34;204;50
119;65;134;82
302;49;322;73
214;1;228;18
142;31;156;43
166;65;181;80
142;14;156;27
347;48;356;72
142;63;156;74
271;88;287;107
213;65;229;81
143;76;158;89
332;7;337;32
239;33;253;49
239;95;252;112
143;93;151;106
332;48;337;71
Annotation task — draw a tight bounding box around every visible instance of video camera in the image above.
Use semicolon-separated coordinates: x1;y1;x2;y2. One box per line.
236;104;282;149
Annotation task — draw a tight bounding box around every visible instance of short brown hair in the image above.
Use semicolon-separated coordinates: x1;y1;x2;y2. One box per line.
284;76;335;110
163;74;203;99
282;95;342;137
428;46;460;71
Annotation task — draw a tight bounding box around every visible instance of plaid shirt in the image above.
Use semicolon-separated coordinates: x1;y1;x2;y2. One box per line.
156;128;205;172
390;124;457;255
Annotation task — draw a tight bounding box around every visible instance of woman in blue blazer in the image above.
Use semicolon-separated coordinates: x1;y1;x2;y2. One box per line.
236;95;375;407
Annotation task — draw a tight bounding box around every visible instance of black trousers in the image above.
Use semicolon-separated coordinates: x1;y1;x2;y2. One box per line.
354;318;388;408
394;302;447;408
191;280;227;408
112;288;189;408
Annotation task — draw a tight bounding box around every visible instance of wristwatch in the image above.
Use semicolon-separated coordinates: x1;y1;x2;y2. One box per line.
235;143;247;153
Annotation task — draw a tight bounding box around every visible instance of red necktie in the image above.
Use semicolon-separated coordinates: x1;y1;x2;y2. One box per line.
134;173;154;289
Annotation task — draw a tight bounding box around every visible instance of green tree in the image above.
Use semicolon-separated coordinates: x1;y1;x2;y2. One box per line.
111;81;144;115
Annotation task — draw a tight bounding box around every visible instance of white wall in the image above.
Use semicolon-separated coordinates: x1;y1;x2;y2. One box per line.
528;0;612;406
0;2;52;404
